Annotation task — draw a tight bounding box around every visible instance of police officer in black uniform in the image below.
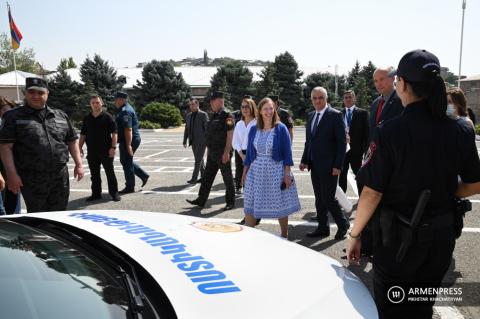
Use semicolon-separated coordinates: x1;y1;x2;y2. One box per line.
269;95;294;141
0;77;84;213
346;50;480;319
186;91;236;211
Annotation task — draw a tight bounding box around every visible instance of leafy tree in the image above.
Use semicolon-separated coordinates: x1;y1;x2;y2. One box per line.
206;61;253;110
303;72;347;109
353;77;370;108
140;102;183;128
134;60;191;110
79;54;126;108
254;62;279;100
57;57;77;72
272;52;304;118
0;32;41;74
47;70;85;121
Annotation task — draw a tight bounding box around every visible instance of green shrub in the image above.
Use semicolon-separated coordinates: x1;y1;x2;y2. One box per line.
139;120;162;129
475;124;480;135
293;118;305;126
140;102;182;128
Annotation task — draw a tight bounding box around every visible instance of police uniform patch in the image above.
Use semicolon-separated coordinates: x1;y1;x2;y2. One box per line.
123;115;130;122
226;117;234;130
362;142;376;167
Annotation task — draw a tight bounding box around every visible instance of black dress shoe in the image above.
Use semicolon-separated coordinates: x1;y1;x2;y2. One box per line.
187;179;197;184
195;178;202;184
141;176;149;187
119;188;135;194
186;199;204;208
111;193;121;201
237;218;246;225
335;222;350;240
306;228;330;238
309;215;318;222
222;203;235;211
86;195;102;202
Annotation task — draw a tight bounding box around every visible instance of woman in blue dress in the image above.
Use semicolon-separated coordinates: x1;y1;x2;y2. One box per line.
242;98;301;238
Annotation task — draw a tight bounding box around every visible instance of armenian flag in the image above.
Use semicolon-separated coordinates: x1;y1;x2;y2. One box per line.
8;5;22;50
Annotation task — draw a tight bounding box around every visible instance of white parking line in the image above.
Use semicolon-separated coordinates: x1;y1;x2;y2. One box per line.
142;150;170;159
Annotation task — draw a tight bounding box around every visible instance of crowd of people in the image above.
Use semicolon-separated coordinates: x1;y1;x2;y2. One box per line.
0;49;479;319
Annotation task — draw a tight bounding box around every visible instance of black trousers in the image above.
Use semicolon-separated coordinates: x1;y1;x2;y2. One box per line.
234;150;245;189
197;154;235;206
310;166;348;230
20;165;69;213
373;225;456;319
87;155;118;197
339;150;362;193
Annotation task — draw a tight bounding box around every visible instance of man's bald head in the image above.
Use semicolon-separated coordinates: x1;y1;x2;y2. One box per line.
373;66;395;96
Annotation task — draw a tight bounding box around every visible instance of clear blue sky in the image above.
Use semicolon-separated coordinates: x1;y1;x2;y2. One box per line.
4;0;480;76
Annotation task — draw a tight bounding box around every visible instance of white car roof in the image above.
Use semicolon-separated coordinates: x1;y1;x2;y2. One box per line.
7;210;377;319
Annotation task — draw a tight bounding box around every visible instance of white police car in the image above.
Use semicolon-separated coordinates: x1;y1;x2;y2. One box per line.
0;210;377;319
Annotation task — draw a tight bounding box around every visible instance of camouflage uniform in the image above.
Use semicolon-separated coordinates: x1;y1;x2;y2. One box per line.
0;104;78;212
197;108;235;206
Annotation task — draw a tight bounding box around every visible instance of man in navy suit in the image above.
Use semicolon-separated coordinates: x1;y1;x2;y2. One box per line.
369;66;404;139
300;87;350;239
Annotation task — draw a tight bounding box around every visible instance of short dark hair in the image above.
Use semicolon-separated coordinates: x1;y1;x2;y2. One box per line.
190;98;199;104
344;90;356;97
90;94;104;103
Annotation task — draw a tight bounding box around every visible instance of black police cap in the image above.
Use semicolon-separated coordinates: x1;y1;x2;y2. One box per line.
211;91;224;99
114;91;128;99
25;77;48;92
389;49;441;82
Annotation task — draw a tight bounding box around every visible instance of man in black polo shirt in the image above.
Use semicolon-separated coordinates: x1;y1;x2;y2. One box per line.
79;95;120;202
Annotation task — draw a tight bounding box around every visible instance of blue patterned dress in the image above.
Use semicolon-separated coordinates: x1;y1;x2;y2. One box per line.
244;128;301;218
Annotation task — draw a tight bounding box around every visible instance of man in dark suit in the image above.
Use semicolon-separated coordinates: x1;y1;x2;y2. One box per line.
183;98;208;184
300;87;350;239
361;66;404;256
369;66;404;139
339;90;369;195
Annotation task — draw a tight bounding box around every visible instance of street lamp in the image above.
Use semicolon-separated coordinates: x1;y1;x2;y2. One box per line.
458;0;466;88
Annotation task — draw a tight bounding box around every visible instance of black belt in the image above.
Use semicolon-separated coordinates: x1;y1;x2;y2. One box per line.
397;213;454;243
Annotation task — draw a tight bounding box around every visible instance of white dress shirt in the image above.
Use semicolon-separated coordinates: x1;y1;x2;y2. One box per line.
344;105;356;130
233;119;257;151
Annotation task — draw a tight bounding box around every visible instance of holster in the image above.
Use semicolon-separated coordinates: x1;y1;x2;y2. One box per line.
454;199;472;239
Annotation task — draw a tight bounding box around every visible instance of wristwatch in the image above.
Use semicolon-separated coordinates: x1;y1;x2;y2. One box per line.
348;231;361;239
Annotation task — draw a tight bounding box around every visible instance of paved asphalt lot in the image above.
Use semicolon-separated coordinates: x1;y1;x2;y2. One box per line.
61;127;479;318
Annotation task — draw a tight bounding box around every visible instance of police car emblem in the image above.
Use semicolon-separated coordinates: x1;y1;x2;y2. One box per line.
362;142;376;167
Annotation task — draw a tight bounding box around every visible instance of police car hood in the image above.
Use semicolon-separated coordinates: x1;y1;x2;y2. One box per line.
12;210;377;319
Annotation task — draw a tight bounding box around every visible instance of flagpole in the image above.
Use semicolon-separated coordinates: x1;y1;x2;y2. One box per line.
6;2;20;101
12;49;19;101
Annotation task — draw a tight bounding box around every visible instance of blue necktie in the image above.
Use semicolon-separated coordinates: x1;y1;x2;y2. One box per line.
312;112;320;134
346;108;352;127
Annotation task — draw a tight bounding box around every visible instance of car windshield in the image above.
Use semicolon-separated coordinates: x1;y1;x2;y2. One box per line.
0;219;129;319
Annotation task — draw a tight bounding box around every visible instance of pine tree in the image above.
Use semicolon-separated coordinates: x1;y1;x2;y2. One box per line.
47;70;84;121
346;60;361;90
206;61;253;110
79;54;126;108
134;60;191;110
254;62;279;100
360;61;377;105
203;49;209;66
57;57;77;72
272;52;304;118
